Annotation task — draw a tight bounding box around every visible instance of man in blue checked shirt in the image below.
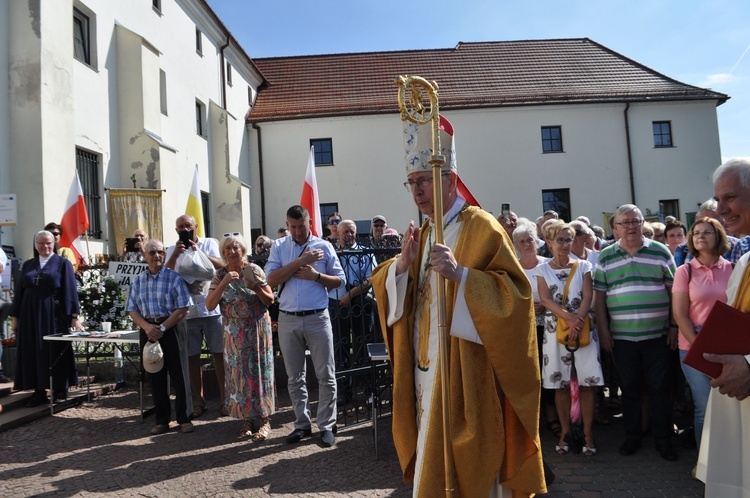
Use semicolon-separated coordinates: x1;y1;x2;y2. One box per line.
266;205;345;447
127;239;194;436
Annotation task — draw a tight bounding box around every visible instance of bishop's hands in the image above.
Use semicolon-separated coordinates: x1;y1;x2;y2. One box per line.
396;221;420;275
395;221;463;282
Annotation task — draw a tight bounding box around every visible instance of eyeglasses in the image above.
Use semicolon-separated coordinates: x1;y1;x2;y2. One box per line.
147;250;166;255
574;230;585;236
692;229;716;237
403;173;449;193
328;219;341;225
51;232;61;237
615;219;643;227
222;232;241;238
373;224;386;228
555;238;573;245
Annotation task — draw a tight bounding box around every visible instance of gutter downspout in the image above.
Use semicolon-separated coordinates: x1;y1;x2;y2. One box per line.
252;123;266;234
219;37;230;109
623;103;636;204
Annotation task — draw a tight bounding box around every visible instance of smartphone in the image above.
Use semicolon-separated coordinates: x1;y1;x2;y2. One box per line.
125;237;139;252
178;229;194;246
501;203;511;217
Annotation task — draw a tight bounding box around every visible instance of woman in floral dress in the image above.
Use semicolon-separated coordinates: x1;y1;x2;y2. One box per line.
206;234;276;441
535;221;603;456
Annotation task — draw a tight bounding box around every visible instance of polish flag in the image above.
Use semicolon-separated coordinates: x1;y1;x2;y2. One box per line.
439;115;482;208
59;171;90;265
300;146;323;237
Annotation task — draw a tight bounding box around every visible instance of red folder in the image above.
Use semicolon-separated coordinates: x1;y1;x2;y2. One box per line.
682;301;750;379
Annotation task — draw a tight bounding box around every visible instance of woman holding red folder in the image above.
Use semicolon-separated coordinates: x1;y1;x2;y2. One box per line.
672;217;732;448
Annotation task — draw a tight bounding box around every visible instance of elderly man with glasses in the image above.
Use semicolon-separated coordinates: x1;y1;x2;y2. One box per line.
593;204;679;461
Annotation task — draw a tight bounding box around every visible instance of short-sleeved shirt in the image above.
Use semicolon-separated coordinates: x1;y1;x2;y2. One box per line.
672;256;733;351
126;266;193;319
593;237;675;341
265;232;346;312
166;237;220;319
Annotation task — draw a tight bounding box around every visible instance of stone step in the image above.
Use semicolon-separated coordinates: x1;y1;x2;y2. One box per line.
0;381;111;433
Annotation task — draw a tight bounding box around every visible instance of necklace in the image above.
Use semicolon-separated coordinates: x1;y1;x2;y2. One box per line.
549;258;570;269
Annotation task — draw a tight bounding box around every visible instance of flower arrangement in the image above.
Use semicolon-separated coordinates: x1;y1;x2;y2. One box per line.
78;270;132;331
1;336;14;348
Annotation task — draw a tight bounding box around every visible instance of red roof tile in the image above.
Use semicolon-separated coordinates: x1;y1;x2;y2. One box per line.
248;38;727;123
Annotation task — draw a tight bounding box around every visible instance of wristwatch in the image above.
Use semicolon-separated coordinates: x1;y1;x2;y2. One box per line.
159;324;167;332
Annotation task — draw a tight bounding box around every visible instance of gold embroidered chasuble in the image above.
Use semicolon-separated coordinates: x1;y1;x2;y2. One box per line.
370;206;546;497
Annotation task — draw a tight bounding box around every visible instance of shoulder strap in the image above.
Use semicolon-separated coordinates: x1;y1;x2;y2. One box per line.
561;260;580;305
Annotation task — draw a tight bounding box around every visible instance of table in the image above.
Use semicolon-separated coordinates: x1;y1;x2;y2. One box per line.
367;342;389;459
44;331;151;419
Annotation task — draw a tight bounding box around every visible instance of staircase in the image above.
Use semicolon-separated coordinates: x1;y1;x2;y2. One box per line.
0;378;108;433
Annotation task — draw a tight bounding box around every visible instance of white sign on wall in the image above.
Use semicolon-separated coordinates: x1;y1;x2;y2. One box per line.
0;194;17;226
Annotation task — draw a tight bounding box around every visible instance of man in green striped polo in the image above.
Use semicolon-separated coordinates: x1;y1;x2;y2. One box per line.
593;204;678;461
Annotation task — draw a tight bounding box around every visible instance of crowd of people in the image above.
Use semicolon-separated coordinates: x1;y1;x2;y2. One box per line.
4;150;750;496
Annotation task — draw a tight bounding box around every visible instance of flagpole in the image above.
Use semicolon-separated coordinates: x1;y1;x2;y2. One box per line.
396;75;455;498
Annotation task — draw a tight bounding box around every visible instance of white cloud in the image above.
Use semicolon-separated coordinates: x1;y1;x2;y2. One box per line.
701;73;734;87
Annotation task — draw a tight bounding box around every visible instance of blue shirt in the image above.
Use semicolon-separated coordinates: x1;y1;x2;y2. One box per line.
266;232;345;311
330;242;376;299
126;266;193;318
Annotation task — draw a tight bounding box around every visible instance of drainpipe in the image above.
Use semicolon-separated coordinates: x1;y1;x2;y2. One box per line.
219;37;230;109
623;103;636;204
252;123;267;234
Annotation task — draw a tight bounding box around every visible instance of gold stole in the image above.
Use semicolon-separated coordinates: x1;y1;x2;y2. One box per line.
731;260;750;313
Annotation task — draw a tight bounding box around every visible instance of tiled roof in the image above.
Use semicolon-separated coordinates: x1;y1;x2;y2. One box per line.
248;38;728;123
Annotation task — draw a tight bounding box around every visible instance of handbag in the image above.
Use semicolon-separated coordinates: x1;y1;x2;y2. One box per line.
555;260;591;347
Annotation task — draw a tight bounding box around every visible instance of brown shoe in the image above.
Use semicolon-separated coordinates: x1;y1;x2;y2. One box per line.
150;424;169;435
191;405;207;419
179;422;194;434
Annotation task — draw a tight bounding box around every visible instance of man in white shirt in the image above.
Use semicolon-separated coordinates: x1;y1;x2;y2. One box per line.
166;215;225;418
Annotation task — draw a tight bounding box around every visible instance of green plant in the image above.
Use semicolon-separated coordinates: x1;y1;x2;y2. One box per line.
78;271;132;331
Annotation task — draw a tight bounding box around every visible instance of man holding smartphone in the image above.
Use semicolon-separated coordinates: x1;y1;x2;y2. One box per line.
121;229;149;263
166;215;225;419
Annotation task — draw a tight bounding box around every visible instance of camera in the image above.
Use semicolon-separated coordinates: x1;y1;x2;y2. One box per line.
501;203;511;217
125;237;139;252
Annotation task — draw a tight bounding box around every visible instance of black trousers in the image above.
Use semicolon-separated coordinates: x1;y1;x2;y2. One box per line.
140;324;189;425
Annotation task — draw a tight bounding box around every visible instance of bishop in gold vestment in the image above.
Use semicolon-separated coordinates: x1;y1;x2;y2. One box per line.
371;119;545;497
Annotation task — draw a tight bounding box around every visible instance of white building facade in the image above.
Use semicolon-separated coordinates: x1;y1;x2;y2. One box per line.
248;41;727;234
1;0;263;259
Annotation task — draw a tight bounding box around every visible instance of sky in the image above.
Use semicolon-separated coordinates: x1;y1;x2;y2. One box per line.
207;0;750;161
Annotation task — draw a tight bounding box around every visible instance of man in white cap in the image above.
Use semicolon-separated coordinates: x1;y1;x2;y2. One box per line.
370;120;545;497
127;239;194;435
371;215;388;246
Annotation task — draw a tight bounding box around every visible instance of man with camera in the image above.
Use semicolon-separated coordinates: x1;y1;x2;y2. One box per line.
166;215;225;418
121;229;149;263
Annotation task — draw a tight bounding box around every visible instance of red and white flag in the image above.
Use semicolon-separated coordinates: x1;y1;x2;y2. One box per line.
300;146;323;237
59;171;90;264
439;115;482;208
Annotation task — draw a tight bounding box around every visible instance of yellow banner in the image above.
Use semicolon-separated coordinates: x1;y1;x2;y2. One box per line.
108;189;163;255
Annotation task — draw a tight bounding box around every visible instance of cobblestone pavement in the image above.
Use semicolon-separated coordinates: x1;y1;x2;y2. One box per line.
0;388;704;497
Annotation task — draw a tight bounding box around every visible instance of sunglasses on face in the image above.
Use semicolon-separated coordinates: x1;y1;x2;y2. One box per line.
328;219;341;225
223;232;241;238
51;232;61;237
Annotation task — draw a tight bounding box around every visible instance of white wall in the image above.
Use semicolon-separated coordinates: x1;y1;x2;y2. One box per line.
253;99;724;234
3;0;260;258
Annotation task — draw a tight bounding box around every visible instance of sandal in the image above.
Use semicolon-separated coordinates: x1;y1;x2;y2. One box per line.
555;444;569;455
547;420;563;438
252;418;271;442
583;445;597;456
239;419;255;438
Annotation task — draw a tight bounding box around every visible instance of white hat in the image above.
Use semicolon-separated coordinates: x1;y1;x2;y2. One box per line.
143;341;164;374
403;118;457;176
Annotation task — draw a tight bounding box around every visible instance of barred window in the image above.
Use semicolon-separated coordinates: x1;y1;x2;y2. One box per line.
75;148;102;239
